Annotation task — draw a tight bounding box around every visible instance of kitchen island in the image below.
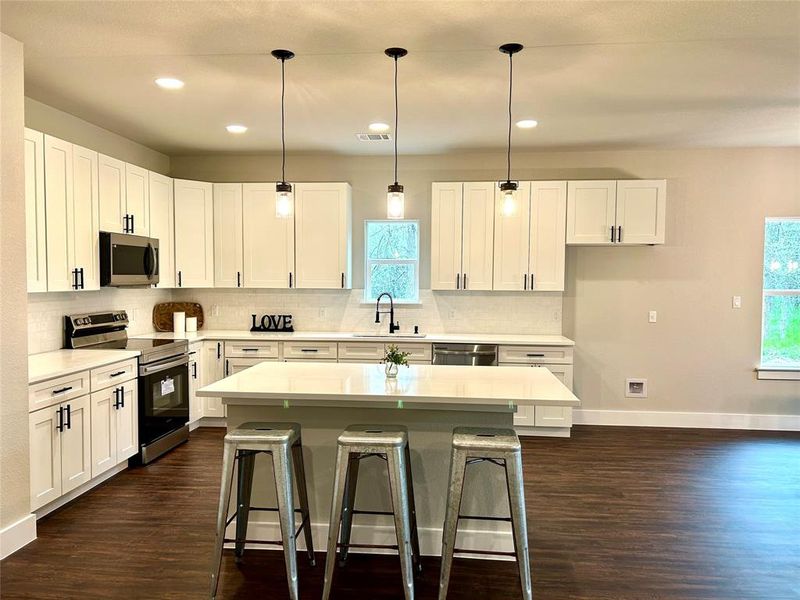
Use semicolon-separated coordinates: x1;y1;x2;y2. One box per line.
197;361;579;557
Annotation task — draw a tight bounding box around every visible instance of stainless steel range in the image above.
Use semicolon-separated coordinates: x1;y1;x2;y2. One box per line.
65;310;190;464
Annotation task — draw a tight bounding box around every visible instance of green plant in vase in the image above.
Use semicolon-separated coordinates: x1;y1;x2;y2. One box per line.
384;344;409;378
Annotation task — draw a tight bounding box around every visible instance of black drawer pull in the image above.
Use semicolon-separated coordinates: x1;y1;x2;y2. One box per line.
109;371;126;377
52;386;73;395
526;353;545;358
241;348;260;352
300;348;319;353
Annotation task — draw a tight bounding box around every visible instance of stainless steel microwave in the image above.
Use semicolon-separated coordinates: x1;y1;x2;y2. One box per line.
100;232;159;287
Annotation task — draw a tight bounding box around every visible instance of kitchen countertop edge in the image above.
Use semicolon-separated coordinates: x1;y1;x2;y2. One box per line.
28;349;142;385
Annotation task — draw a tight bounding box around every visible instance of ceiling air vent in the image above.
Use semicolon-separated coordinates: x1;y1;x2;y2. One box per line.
356;133;392;141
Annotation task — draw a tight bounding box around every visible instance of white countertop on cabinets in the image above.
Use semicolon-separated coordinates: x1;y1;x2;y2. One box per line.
28;349;141;385
133;330;575;346
197;360;580;411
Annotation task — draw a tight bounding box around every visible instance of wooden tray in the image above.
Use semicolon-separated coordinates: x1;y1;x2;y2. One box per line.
152;302;205;332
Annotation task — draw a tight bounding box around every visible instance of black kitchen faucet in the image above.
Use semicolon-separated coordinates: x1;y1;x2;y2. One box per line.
375;292;400;334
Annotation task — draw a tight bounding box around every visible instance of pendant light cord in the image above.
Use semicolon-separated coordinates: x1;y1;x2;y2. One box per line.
280;57;286;184
506;52;513;183
393;55;399;186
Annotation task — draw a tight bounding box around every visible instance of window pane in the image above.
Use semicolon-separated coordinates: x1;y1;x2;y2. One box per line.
761;295;800;366
763;220;800;291
368;263;417;302
366;221;418;260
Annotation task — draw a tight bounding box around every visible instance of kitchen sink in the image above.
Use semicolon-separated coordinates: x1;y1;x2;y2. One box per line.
352;333;427;339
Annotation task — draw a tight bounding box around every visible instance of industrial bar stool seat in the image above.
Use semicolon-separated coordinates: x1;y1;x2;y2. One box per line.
438;427;531;600
210;422;314;600
322;424;422;600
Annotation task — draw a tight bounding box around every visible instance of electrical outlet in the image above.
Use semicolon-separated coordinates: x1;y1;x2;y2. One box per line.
648;310;657;323
319;307;327;318
447;309;456;320
626;378;648;398
732;296;742;309
211;304;220;317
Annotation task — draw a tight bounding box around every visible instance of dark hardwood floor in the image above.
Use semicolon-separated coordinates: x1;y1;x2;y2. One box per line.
2;426;798;600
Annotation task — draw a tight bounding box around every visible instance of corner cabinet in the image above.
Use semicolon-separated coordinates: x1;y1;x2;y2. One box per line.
149;172;175;288
566;179;666;245
25;128;47;292
174;178;214;288
431;182;495;291
294;183;352;289
243;183;295;288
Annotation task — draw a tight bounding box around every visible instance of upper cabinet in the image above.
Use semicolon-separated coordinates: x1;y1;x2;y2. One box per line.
566;179;666;245
431;182;495;291
294;183;352;289
242;183;295;288
174;179;214;288
493;181;533;291
213;183;244;288
25;128;47;292
124;163;150;235
71;144;100;291
149;172;175;288
98;154;126;234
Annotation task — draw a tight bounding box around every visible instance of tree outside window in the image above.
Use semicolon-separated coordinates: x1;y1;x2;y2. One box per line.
761;218;800;366
365;220;419;303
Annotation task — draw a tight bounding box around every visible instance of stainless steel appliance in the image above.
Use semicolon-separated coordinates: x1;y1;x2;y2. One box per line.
99;232;159;287
432;344;498;366
65;310;189;464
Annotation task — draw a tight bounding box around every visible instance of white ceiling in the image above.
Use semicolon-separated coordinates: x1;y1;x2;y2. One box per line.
2;1;799;155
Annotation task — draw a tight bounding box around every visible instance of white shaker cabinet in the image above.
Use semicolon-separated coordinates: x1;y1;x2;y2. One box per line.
294;183;352;289
202;341;226;418
615;179;667;245
98;154;127;233
57;395;92;495
149;172;175;288
493;181;532;291
430;182;495;291
124;163;150;235
29;404;62;510
188;342;204;423
174;179;214;288
242;183;295;288
565;180;617;245
528;181;567;291
115;382;138;462
213;183;244;288
90;380;138;478
71;145;100;291
25;128;48;292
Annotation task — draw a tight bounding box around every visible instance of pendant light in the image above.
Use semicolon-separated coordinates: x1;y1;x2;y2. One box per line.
499;43;523;217
272;49;295;218
385;47;407;219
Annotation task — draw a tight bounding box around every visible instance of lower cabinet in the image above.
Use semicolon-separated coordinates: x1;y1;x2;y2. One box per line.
90;380;138;478
201;341;225;418
500;361;574;429
188;342;203;422
29;395;92;511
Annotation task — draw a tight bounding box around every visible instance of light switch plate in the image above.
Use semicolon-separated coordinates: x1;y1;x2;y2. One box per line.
732;296;742;309
648;310;657;323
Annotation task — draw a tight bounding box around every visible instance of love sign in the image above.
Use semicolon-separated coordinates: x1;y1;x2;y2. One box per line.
250;314;294;332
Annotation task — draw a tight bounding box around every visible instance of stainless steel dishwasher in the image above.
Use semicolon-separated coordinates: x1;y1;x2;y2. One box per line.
432;344;498;366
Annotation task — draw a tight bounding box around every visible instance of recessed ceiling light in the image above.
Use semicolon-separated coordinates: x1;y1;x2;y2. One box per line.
369;122;391;132
516;119;538;129
226;124;248;134
155;77;184;90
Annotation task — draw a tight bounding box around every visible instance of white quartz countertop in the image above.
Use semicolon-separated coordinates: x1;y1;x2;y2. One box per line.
134;330;574;346
198;361;580;411
28;349;141;384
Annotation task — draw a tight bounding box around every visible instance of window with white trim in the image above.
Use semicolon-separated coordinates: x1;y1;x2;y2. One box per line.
761;218;800;367
364;220;419;303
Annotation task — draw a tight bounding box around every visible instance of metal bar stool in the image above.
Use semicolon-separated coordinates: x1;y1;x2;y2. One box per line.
210;422;315;600
322;424;422;600
438;427;531;600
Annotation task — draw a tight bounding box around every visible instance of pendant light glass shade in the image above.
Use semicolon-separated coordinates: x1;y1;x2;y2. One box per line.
272;49;295;219
385;47;408;219
499;43;523;217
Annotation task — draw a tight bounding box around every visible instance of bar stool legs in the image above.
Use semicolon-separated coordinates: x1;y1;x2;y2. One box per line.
438;427;532;600
211;439;237;599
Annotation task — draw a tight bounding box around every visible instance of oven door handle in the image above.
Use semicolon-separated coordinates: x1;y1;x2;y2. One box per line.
139;354;190;376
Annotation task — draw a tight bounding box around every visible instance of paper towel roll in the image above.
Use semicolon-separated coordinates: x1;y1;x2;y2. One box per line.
186;316;197;332
173;312;186;336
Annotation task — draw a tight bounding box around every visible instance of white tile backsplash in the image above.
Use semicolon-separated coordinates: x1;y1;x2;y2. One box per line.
27;288;172;354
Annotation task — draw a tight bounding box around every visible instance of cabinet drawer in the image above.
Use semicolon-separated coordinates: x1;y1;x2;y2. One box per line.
91;358;138;391
225;341;280;359
534;406;573;428
388;343;432;362
498;345;573;364
338;342;385;361
284;341;338;360
29;370;90;412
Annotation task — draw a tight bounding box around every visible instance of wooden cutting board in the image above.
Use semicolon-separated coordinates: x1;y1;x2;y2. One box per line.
152;302;205;332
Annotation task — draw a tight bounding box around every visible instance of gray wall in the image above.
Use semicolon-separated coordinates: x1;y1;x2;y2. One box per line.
1;32;31;531
170;147;800;417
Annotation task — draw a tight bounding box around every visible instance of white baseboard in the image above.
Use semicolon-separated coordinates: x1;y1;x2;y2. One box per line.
0;513;36;559
226;518;514;561
516;426;571;438
35;462;128;519
573;409;800;431
197;417;227;428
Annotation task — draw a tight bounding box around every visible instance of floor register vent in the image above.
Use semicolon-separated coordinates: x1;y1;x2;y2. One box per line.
356;132;392;141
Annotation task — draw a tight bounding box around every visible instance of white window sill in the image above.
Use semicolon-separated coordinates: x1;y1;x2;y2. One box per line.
360;302;423;307
756;366;800;381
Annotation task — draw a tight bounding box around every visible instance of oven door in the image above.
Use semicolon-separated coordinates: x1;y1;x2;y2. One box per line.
100;232;159;287
138;354;189;446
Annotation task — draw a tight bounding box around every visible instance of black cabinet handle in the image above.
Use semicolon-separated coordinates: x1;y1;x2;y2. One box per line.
529;273;535;290
617;225;622;243
463;273;467;290
109;370;125;378
130;214;135;234
225;359;229;376
217;342;221;359
120;387;125;408
178;271;182;287
523;273;528;290
610;226;616;243
300;348;319;353
64;404;72;430
456;273;460;290
79;267;85;289
55;407;64;433
289;272;293;288
72;268;79;290
341;273;345;288
52;386;73;395
192;362;197;379
113;387;120;409
526;353;545;357
237;271;241;287
123;214;129;233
